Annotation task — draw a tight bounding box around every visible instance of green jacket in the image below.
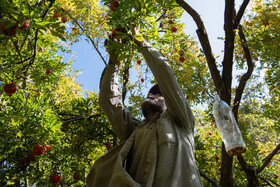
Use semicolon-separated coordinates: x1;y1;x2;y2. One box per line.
86;41;203;187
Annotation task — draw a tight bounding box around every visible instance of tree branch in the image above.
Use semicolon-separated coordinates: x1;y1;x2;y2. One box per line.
11;38;22;58
19;28;31;52
60;7;107;66
175;0;222;90
87;114;102;120
1;55;35;70
16;56;35;64
199;170;219;187
256;143;280;173
233;0;250;29
222;0;235;104
237;155;248;171
122;60;130;103
258;176;274;187
270;180;280;187
237;155;260;186
62;116;85;125
156;9;167;22
62;114;101;124
58;112;80;117
232;25;254;121
41;0;54;20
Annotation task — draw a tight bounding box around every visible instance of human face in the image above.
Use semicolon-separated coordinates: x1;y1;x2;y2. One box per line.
141;93;167;119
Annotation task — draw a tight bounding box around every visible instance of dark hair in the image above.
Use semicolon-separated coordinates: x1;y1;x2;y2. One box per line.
148;84;161;96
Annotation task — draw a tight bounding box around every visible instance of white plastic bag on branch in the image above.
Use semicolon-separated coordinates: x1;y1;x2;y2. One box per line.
212;95;246;156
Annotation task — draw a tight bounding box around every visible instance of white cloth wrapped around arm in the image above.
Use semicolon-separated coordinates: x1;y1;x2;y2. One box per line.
99;64;138;141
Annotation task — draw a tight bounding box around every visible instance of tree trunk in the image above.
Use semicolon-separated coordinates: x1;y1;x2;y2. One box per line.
246;166;259;187
220;144;233;187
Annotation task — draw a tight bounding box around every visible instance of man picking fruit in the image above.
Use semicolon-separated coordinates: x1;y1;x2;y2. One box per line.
86;27;202;187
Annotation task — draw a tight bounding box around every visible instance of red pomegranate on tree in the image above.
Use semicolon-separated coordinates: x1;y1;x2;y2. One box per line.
50;174;61;185
109;1;119;12
112;27;126;38
179;49;185;56
46;69;52;74
106;142;112;150
137;59;141;65
45;144;51;151
61;17;67;23
159;22;164;29
18;21;30;30
53;12;59;18
32;144;45;156
73;172;81;180
4;82;17;95
179;56;186;62
171;26;177;33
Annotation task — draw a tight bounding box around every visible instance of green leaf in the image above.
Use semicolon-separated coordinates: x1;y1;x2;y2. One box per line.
50;29;66;41
33;23;47;30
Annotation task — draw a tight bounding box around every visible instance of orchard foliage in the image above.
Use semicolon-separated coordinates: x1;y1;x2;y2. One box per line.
0;0;279;186
0;0;114;186
236;0;280;94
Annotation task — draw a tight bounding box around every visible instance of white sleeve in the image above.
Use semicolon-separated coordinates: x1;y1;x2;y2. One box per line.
99;64;139;141
140;41;195;134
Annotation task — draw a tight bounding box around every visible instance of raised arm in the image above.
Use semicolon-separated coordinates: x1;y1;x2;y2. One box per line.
136;37;195;134
99;51;138;142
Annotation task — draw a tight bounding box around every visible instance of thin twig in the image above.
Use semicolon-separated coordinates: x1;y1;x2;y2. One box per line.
257;143;280;173
122;59;130;103
62;116;85;125
11;38;21;58
61;114;102;124
16;56;35;64
156;10;167;22
87;114;101;120
270;180;280;187
60;7;107;65
19;29;30;51
199;170;219;187
258;176;274;187
58;113;79;116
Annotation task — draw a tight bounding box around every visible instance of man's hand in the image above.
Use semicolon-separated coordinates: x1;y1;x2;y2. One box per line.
132;25;144;47
104;36;120;65
132;26;139;37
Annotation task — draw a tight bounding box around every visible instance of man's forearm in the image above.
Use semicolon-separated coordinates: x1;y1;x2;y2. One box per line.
99;63;136;141
139;41;195;137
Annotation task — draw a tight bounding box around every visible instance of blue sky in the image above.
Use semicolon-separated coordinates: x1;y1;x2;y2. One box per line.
65;0;243;93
